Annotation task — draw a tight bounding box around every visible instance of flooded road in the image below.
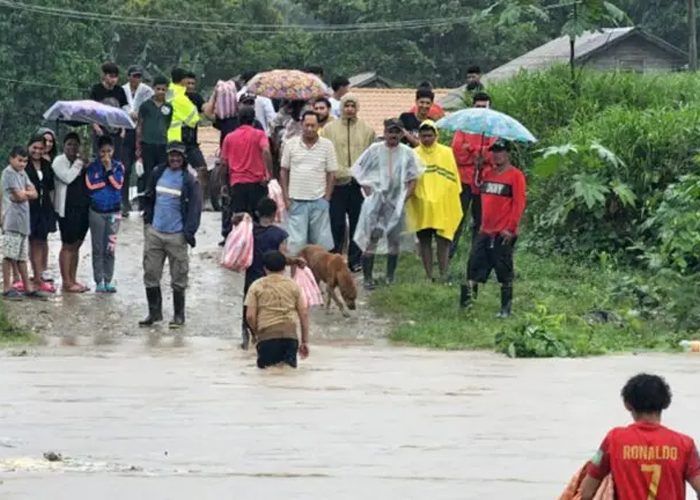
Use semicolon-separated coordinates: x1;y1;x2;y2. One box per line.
1;214;700;499
2;212;389;342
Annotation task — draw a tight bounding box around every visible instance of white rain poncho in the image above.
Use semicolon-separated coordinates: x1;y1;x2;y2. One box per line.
351;142;422;254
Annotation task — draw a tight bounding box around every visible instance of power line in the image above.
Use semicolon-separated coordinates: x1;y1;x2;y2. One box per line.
0;76;85;91
0;0;474;33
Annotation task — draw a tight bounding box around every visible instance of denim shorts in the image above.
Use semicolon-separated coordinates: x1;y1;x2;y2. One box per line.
286;198;334;255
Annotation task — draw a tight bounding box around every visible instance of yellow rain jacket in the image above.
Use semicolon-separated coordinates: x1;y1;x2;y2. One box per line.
167;82;200;143
407;120;463;241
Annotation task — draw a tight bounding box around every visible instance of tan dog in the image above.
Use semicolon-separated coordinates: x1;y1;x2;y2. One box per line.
297;245;357;317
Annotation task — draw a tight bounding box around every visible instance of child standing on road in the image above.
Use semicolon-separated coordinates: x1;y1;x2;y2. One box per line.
86;135;124;293
2;147;46;300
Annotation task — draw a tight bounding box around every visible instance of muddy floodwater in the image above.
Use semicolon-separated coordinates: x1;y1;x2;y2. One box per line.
1;214;699;499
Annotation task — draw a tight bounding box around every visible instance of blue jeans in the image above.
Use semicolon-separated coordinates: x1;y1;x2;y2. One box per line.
286;198;334;255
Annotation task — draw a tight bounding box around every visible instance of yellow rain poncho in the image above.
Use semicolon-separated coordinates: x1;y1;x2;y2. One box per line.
406;120;463;241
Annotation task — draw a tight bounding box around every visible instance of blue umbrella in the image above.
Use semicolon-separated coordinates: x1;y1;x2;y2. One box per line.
43;100;136;130
435;108;537;143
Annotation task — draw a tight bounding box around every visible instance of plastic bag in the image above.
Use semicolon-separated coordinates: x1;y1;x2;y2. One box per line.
266;179;287;224
214;80;238;120
221;213;253;272
134;159;144;178
293;267;323;307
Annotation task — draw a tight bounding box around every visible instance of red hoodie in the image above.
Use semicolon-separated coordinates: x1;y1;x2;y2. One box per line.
451;131;496;191
479;165;526;236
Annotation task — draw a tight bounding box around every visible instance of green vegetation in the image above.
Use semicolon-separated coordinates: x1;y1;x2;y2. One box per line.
370;249;682;357
0;0;688;158
371;68;700;357
0;302;30;344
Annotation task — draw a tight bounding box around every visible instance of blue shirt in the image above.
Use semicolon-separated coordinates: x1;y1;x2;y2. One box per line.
85;159;124;213
152;168;184;233
245;223;289;286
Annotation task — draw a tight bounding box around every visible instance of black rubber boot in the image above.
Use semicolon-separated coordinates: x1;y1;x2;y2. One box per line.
497;283;513;318
362;255;375;291
386;254;398;285
170;288;186;328
460;284;473;309
139;287;163;327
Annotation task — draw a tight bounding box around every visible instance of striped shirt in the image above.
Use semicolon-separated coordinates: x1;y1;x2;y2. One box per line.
281;136;337;200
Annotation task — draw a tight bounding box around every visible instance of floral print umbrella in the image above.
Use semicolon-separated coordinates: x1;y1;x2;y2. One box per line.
246;69;331;100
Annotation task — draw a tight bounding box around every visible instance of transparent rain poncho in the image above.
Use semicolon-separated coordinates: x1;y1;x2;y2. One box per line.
351;142;423;254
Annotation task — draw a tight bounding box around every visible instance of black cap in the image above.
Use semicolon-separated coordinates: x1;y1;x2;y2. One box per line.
166;141;186;155
128;65;144;76
384;118;403;131
239;92;257;103
489;138;511;152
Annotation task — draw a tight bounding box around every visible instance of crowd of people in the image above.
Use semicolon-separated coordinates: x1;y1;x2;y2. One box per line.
1;61;528;367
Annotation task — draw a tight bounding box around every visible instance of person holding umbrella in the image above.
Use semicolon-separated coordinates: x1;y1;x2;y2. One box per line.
461;139;526;316
450;92;495;259
52;132;90;293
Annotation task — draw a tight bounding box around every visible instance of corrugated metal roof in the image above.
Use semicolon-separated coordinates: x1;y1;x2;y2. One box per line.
484;27;634;82
349;72;378;87
439;27;684;109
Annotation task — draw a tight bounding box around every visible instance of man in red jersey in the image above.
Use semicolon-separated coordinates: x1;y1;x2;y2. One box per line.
581;373;700;500
460;138;525;316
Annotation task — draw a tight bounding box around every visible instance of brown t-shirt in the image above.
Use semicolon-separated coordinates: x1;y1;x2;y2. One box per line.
244;274;303;340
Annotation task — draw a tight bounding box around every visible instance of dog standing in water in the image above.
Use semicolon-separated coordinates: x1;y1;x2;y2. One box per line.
296;245;357;317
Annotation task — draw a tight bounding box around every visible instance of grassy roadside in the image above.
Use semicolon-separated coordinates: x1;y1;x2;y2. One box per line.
368;245;682;357
0;301;31;345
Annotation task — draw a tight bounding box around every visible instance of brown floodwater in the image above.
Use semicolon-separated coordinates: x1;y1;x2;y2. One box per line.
1;214;699;499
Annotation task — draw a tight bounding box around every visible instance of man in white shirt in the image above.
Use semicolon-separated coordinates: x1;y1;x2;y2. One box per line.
280;111;337;255
122;65;153;216
329;76;350;119
238;71;276;135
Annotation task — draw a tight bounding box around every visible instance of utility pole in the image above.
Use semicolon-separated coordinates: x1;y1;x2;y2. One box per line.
690;0;698;70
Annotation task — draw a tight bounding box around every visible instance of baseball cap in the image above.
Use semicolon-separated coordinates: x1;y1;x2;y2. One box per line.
166;141;187;155
128;65;144;77
489;138;511;151
384;118;403;131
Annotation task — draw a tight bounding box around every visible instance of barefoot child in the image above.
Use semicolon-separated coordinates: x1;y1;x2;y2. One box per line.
2;147;47;300
244;250;309;369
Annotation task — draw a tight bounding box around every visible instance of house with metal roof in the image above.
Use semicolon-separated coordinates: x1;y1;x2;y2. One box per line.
439;27;687;109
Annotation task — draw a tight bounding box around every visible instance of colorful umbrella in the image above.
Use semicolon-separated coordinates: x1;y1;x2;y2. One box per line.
245;69;330;100
435;108;537;143
43;100;136;130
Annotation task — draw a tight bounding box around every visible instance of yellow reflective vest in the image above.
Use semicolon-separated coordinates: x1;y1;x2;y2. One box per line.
167;82;200;142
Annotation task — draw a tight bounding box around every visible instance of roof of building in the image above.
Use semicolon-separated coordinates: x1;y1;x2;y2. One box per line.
348;72;396;88
349;87;451;136
439;27;687;109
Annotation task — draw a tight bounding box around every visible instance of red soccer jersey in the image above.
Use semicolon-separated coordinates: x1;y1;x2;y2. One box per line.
478;165;526;236
587;422;700;500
